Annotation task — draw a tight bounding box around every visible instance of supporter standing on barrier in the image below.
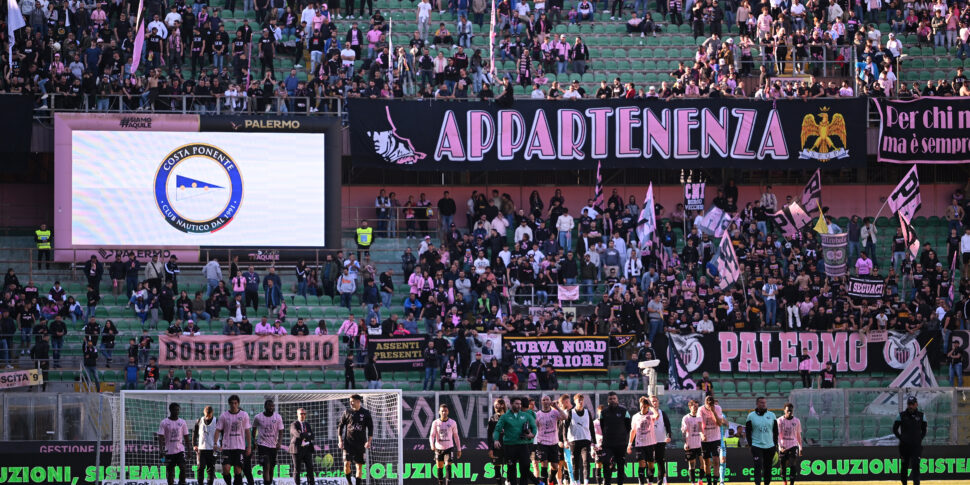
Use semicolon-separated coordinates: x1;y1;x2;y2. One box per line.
487;398;508;485
681;399;704;485
430;403;462;485
339;394;374;485
698;396;725;485
194;405;218;485
213;394;253;485
649;395;671;485
493;396;538;485
157;402;191;485
893;396;927;485
290;407;316;485
253;399;285;485
600;392;631;485
627;396;658;485
776;403;802;485
745;396;778;485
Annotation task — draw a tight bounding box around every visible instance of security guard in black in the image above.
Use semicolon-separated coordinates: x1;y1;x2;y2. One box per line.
892;396;927;485
599;392;631;485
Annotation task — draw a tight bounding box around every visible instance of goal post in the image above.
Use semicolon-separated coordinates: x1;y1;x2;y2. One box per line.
111;390;403;485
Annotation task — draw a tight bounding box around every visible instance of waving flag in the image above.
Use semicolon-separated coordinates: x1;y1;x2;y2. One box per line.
813;201;829;234
636;183;657;251
714;235;741;290
698;206;731;238
802;169;822;216
488;0;496;74
7;0;26;67
888;165;921;221
593;161;604;211
771;201;813;238
129;0;146;74
899;211;921;260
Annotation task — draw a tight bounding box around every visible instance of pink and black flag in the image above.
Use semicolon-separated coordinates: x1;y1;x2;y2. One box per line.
593;161;604;211
129;0;146;75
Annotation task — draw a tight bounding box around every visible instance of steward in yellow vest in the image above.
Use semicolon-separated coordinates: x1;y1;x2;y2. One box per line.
356;220;374;259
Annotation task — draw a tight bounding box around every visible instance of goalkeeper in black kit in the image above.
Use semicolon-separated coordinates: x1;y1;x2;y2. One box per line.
339;394;375;485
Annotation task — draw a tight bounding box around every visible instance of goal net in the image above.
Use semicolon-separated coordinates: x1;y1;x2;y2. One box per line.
110;390;402;485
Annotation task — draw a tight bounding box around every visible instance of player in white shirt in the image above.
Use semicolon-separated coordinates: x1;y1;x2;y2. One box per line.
697;396;726;485
627;396;659;485
681;399;704;485
193;406;218;485
649;396;672;485
565;393;595;485
253;399;285;485
157;402;191;485
776;403;803;485
214;394;252;485
429;404;463;485
534;395;568;485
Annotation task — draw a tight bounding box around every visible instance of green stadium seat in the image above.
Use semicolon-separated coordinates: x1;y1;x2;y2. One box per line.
751;381;766;394
736;381;751;394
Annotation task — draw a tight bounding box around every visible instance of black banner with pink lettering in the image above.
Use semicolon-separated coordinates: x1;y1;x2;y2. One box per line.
874;97;970;163
349;98;867;170
656;330;956;376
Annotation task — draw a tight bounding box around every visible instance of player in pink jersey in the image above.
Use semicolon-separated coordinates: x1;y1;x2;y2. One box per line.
697;396;725;485
776;403;803;485
534;395;568;485
253;399;285;485
156;402;191;485
626;397;659;485
429;404;463;485
681;399;704;485
214;394;252;485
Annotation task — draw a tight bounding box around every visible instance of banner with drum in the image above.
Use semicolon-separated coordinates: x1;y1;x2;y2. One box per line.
656;330;949;376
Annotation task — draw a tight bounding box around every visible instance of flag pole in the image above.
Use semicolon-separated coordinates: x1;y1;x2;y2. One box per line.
872;197;891;221
740;266;749;308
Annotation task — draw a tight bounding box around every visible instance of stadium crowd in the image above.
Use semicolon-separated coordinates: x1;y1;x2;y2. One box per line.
2;180;970;391
2;0;970;108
